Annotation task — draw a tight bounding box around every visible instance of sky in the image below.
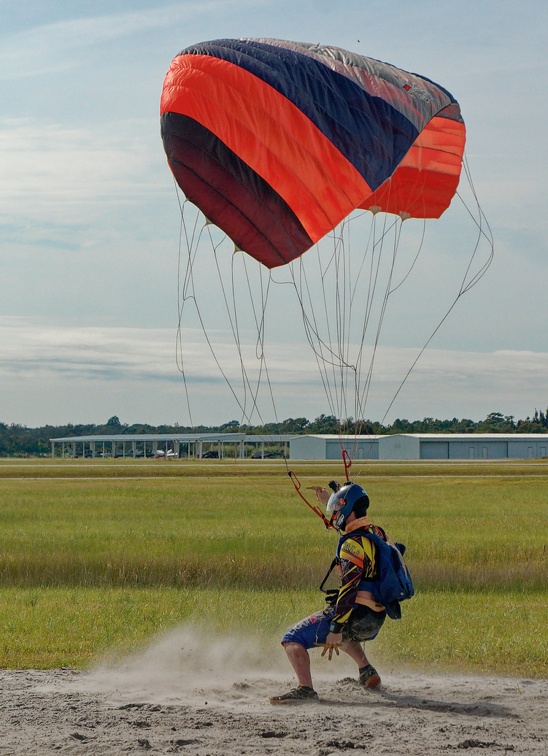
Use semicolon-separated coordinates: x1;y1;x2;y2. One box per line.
1;0;546;428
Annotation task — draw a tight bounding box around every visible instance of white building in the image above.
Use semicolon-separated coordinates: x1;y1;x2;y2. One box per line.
379;433;548;460
289;434;548;461
289;435;383;460
49;433;294;459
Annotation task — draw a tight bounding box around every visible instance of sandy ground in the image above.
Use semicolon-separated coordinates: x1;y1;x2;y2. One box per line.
1;628;546;755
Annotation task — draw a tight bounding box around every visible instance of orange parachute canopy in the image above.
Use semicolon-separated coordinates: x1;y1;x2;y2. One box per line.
161;39;465;269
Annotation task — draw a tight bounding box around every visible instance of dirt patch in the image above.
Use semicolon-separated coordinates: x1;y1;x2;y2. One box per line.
0;627;545;754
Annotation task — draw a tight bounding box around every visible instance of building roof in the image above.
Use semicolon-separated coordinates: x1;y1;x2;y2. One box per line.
51;433;246;443
391;433;548;441
50;433;297;443
291;434;384;440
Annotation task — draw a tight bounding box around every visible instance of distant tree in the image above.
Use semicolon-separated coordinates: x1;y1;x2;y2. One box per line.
308;414;339;433
354;419;384;435
220;420;241;432
126;423;156;435
388;418;413;434
279;417;310;434
453;418;476;433
476;412;516;433
1;405;547;456
515;409;546;433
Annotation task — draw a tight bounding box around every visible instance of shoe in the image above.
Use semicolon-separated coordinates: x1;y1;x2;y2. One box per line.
269;685;319;705
359;664;381;689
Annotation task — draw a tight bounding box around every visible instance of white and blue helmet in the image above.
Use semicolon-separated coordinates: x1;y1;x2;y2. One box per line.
326;482;369;531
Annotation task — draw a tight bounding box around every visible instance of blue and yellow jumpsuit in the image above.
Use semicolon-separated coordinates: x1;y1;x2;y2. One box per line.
281;517;387;649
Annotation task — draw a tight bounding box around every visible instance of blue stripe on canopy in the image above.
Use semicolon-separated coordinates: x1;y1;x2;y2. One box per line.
179;39;420;191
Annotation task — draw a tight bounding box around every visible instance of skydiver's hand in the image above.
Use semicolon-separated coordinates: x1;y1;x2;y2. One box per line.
321;632;343;660
308;486;330;505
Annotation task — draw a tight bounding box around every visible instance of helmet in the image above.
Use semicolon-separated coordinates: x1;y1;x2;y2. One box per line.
326;482;369;531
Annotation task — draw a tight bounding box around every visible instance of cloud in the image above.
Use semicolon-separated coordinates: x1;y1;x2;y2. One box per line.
0;2;257;80
1;317;178;382
0;2;546;426
0;119;163;219
0;318;545;426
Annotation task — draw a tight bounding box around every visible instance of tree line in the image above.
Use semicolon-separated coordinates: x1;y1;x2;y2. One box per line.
1;409;547;457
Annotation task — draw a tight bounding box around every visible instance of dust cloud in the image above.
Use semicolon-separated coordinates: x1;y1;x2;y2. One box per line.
1;624;545;754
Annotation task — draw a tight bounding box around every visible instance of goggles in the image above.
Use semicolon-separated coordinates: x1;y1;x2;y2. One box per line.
326;490;344;516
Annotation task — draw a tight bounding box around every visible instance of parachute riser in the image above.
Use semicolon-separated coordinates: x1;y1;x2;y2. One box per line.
342;448;352;482
287;448;353;529
287;470;334;529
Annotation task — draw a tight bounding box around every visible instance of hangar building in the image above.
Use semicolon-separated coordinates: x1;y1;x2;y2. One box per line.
49;433;293;459
289;434;383;460
378;433;548;460
289;433;548;460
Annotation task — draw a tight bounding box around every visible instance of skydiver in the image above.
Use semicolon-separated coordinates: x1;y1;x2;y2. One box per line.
270;482;387;704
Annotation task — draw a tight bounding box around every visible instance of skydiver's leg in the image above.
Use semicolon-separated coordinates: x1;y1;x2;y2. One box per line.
270;609;331;702
341;639;368;667
342;640;381;687
282;642;313;688
341;607;386;688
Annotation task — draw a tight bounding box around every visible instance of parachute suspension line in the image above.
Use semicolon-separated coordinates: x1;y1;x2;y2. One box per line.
455;152;495;294
346;212;378;436
337;214;370;433
354;217;403;433
374;162;495;431
220;250;291;468
288;249;341;402
176;192;209;428
201;220;289;455
232;253;268;423
177;206;247;418
352;214;390;420
174;196;278;431
281;213;384;430
286;217;371;371
284;212;404;457
287;227;354;522
288;228;355;429
174;199;286;484
207;225;283;431
230;251;285;433
326;212;400;458
347;212;412;439
331;219;352;435
338;210;386;435
388;219;427;296
208;227;265;426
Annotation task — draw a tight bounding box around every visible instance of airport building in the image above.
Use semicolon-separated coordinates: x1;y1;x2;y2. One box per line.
49;433;293;459
290;433;548;460
289;435;383;460
50;432;548;461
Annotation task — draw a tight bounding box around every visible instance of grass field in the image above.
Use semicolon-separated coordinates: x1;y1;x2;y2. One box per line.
0;458;546;676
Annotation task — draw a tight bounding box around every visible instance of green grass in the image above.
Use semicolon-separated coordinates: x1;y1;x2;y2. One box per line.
0;459;546;675
1;587;545;677
373;589;548;677
0;586;310;668
0;473;545;591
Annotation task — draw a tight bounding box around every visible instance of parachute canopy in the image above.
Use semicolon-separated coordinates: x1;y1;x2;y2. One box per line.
161;38;465;269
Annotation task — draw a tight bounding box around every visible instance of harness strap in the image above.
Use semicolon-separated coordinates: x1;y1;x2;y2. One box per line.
319;557;338;593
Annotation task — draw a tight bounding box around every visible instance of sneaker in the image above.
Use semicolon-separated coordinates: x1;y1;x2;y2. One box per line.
359;664;381;689
269;685;319;705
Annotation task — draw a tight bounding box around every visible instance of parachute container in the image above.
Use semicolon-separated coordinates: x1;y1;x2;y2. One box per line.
160;38;465;269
